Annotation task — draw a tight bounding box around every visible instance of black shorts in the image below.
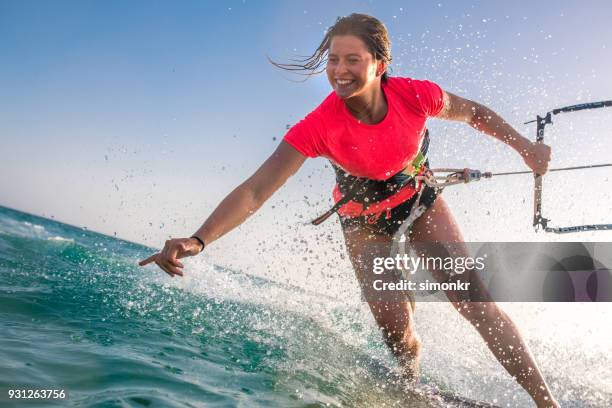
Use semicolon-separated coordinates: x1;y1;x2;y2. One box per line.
339;185;438;236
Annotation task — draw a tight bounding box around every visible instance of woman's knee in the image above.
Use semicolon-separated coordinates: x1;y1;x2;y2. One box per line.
370;302;420;350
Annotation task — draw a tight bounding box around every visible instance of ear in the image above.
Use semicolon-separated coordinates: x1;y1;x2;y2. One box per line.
376;60;387;77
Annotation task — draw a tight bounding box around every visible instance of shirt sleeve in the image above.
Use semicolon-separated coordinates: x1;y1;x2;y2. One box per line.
411;79;445;117
283;110;326;158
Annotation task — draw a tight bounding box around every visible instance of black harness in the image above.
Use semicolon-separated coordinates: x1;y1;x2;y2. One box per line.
311;130;430;225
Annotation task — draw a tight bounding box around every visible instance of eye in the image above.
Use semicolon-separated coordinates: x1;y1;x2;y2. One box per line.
348;58;359;64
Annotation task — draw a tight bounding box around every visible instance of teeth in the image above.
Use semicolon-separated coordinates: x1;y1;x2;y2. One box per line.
337;80;353;85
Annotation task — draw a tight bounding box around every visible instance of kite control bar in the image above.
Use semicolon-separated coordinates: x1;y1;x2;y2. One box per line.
416;99;612;234
527;99;612;233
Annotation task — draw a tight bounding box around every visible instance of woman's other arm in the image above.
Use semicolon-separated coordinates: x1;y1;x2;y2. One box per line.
435;91;551;175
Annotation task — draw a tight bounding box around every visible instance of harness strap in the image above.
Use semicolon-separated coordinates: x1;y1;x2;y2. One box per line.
311;190;357;226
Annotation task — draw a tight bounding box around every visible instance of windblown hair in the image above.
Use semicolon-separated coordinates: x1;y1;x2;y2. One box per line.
270;13;392;81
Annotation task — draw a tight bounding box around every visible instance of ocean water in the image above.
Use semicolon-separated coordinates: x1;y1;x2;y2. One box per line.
1;205;610;408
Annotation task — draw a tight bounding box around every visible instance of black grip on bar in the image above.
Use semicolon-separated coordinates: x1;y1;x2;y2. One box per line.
552;100;612;115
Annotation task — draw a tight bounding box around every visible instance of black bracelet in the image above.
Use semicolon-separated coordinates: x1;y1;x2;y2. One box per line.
190;235;206;252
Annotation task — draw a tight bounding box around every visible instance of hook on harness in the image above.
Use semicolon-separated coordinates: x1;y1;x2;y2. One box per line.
416;168;493;189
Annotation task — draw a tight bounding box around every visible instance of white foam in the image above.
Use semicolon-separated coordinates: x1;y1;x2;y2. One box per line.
47;236;75;243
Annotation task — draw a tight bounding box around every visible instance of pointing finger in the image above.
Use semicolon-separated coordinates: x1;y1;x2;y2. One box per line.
139;254;159;266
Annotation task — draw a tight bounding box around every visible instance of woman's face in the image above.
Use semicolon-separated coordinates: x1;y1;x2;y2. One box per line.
326;34;383;100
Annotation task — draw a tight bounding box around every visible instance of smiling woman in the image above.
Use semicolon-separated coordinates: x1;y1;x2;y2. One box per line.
140;12;558;408
327;36;383;103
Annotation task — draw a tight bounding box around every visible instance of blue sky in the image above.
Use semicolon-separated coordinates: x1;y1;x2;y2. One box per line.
1;1;611;267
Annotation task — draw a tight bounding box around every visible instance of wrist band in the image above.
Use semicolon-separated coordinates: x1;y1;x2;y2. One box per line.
190;236;206;252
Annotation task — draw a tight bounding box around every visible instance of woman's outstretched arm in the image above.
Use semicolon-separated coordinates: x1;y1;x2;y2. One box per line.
139;141;306;276
435;91;551;174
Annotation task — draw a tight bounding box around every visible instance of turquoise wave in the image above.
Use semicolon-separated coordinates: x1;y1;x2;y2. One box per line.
0;206;448;407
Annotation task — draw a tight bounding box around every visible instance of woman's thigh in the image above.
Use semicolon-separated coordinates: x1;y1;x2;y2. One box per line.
409;195;464;244
408;196;492;303
341;224;417;334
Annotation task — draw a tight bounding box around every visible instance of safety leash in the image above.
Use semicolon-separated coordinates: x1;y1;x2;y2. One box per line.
418;163;612;188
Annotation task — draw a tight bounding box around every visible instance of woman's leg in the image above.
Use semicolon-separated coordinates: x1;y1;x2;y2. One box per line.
409;197;559;408
342;224;421;381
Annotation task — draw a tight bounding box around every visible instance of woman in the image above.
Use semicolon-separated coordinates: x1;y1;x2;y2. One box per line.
140;13;559;407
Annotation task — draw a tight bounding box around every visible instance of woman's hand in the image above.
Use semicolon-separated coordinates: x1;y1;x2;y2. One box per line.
138;237;204;277
522;142;552;175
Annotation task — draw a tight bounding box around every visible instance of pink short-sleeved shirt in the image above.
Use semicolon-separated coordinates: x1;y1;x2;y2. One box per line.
283;77;445;180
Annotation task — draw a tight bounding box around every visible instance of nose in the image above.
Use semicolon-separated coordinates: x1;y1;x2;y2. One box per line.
334;60;349;76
